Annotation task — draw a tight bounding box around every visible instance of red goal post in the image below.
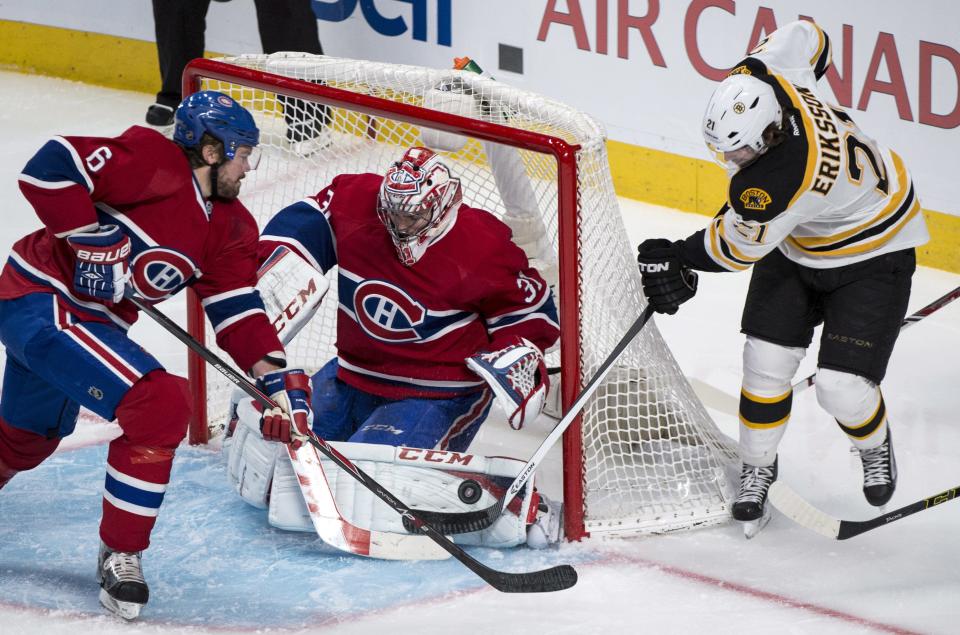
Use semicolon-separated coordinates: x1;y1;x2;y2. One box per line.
181;54;737;541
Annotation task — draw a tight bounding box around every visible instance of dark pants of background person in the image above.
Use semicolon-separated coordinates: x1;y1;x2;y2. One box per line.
151;0;327;140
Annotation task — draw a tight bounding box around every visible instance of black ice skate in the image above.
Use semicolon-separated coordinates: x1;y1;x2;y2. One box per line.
97;541;149;620
732;457;778;539
859;428;898;507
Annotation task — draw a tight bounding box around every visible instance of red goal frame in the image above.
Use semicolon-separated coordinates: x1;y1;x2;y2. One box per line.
182;57;591;540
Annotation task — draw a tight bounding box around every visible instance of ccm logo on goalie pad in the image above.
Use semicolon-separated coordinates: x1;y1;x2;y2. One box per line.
397;447;474;466
353;280;426;343
272;277;323;336
637;261;671;273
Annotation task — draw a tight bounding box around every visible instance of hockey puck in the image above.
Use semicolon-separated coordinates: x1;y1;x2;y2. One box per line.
458;479;482;504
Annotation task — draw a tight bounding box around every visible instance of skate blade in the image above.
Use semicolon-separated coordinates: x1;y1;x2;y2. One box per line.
741;507;771;539
99;588;143;621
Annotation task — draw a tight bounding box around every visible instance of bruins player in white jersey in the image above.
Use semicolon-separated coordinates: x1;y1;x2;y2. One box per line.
636;20;929;534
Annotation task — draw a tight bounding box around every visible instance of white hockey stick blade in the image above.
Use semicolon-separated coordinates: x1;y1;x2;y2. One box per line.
286;443;451;561
767;481;841;539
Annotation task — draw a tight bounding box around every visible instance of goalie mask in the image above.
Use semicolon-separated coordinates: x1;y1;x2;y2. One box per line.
377;147;463;266
702;74;782;172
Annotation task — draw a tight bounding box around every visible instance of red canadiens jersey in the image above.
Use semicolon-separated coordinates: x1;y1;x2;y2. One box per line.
260;172;560;399
0;125;282;371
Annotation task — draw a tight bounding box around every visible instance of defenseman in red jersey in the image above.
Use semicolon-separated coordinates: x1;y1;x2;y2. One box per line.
227;146;563;549
0;91;313;619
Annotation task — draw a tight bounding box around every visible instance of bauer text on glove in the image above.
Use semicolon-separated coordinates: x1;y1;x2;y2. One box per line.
67;224;132;304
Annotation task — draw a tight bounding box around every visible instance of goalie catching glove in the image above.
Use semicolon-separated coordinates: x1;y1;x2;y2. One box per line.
258;369;314;448
467;337;548;430
636;238;699;315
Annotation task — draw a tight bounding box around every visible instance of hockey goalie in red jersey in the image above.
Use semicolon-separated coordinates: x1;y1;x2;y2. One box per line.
0;91;313;619
225;146;563;552
635;20;929;537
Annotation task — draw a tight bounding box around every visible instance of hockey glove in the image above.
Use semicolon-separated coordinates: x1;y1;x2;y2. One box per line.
636;238;699;315
258;369;314;449
66;224;132;304
467;337;549;430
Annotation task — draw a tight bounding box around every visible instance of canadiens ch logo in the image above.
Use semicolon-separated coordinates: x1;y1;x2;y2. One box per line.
131;248;198;301
384;163;426;195
739;188;773;211
353;280;426;343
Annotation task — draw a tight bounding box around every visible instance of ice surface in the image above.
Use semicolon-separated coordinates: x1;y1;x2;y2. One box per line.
0;71;958;635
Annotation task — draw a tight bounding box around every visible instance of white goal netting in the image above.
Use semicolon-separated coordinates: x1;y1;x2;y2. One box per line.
188;53;737;538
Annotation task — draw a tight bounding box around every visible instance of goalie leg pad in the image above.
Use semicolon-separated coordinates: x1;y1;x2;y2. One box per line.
258;442;538;548
267;452;314;532
224;397;282;509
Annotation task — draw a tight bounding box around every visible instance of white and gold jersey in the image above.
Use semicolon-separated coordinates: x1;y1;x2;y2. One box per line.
698;20;928;271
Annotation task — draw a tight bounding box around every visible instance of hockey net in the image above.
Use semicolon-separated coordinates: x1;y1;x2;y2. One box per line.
184;54;737;540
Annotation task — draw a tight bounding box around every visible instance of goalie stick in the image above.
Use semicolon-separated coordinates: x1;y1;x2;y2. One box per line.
283;442;451;561
768;480;959;540
408;305;657;535
129;292;576;592
792;285;960;393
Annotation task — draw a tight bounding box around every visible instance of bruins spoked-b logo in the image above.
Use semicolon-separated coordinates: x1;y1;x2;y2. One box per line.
733;102;746;114
739;187;773;211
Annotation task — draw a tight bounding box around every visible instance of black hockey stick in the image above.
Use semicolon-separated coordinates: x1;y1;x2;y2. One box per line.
408;305;657;535
768;480;959;540
128;292;576;593
792;285;960;393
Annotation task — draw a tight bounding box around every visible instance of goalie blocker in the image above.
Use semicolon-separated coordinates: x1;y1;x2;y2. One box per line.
225;396;561;550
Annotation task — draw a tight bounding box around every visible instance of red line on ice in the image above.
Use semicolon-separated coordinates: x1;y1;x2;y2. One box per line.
607;554;923;635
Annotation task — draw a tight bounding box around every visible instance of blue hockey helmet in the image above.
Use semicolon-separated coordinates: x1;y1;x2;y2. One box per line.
173;91;260;160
